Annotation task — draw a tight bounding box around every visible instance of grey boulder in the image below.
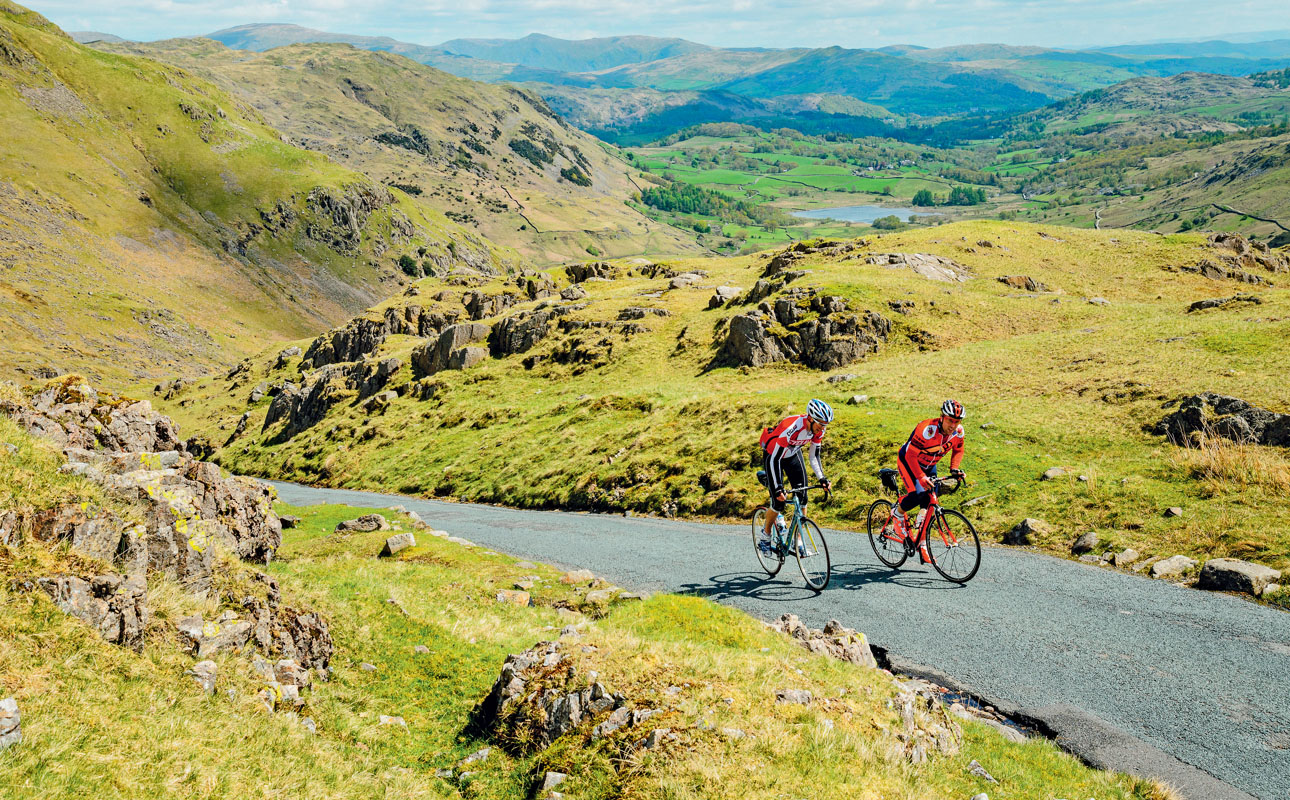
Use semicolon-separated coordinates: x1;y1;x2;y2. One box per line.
1197;558;1281;596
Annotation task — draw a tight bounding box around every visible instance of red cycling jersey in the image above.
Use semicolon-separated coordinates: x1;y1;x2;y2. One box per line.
897;418;964;492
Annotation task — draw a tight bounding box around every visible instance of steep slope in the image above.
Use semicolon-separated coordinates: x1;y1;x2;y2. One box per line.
0;2;507;388
94;37;704;265
160;221;1290;574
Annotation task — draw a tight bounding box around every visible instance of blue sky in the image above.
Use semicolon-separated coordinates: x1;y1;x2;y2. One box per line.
33;0;1290;49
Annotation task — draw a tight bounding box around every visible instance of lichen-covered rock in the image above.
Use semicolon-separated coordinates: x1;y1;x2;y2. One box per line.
336;514;388;533
473;641;637;754
866;253;970;283
718;295;890;370
265;357;404;437
411;322;491;378
490;309;557;357
0;378;181;453
32;574;149;651
771;614;877;668
566;261;620;282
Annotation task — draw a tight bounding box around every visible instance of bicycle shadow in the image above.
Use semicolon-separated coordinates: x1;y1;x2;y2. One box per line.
829;559;966;592
678;571;829;603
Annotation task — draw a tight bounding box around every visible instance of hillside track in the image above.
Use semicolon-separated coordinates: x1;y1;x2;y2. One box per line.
269;481;1286;800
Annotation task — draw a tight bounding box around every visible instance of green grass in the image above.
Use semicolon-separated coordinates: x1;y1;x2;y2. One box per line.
162;220;1290;578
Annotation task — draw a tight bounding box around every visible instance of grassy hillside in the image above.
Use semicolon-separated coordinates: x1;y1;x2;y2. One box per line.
0;1;507;387
1013;131;1290;239
1012;73;1290;138
90;37;704;266
159;221;1290;577
0;414;1167;799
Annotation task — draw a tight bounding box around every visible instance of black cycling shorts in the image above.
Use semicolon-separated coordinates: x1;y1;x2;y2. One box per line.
763;449;807;512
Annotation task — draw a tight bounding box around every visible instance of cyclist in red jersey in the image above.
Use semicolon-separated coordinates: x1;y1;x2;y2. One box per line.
892;399;967;563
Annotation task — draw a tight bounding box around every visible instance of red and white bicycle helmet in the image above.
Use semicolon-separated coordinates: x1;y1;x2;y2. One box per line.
941;399;965;420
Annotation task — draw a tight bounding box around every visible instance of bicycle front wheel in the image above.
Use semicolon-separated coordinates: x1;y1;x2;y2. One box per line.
796;518;831;592
927;508;981;584
751;507;783;576
866;500;908;569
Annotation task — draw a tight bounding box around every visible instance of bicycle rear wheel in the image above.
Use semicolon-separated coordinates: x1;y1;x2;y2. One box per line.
926;508;981;584
866;500;908;569
751;507;783;576
796;518;831;592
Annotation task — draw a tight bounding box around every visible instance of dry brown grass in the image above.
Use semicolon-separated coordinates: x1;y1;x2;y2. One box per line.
1171;423;1290;497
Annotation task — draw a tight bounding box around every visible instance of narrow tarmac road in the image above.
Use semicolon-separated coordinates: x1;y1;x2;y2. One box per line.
269;481;1288;800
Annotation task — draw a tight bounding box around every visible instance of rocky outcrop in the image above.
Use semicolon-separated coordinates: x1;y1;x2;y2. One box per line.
240;573;334;672
5;381;332;667
1186;294;1261;313
301;305;459;369
866;253;970;283
303;183;393;255
997;275;1051;292
490;309;559;357
1175;234;1287;285
464;290;521;321
1206;232;1289;274
891;680;963;764
24;574;149;651
410;322;491;378
474;640;636;754
567;261;620;282
718;289;890;370
265;358;402;438
1154;393;1290;447
0;379;180;453
763;240;862;278
516;272;556;301
771;614;877;668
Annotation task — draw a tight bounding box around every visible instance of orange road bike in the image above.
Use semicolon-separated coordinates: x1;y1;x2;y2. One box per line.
866;470;981;584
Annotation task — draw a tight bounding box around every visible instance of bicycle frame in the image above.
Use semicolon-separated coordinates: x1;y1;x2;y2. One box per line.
770;485;824;555
885;486;959;551
771;496;805;555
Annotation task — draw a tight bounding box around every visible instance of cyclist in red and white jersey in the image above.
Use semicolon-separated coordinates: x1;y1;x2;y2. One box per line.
759;399;833;551
892;399;967;562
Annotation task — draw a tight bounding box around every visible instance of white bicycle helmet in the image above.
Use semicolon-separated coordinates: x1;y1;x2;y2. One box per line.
807;398;834;424
941;399;965;420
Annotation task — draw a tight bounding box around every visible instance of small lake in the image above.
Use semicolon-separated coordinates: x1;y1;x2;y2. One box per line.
792;205;928;223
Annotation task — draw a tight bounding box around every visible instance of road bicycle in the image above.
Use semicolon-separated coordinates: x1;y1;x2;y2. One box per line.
752;471;831;591
866;469;981;584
